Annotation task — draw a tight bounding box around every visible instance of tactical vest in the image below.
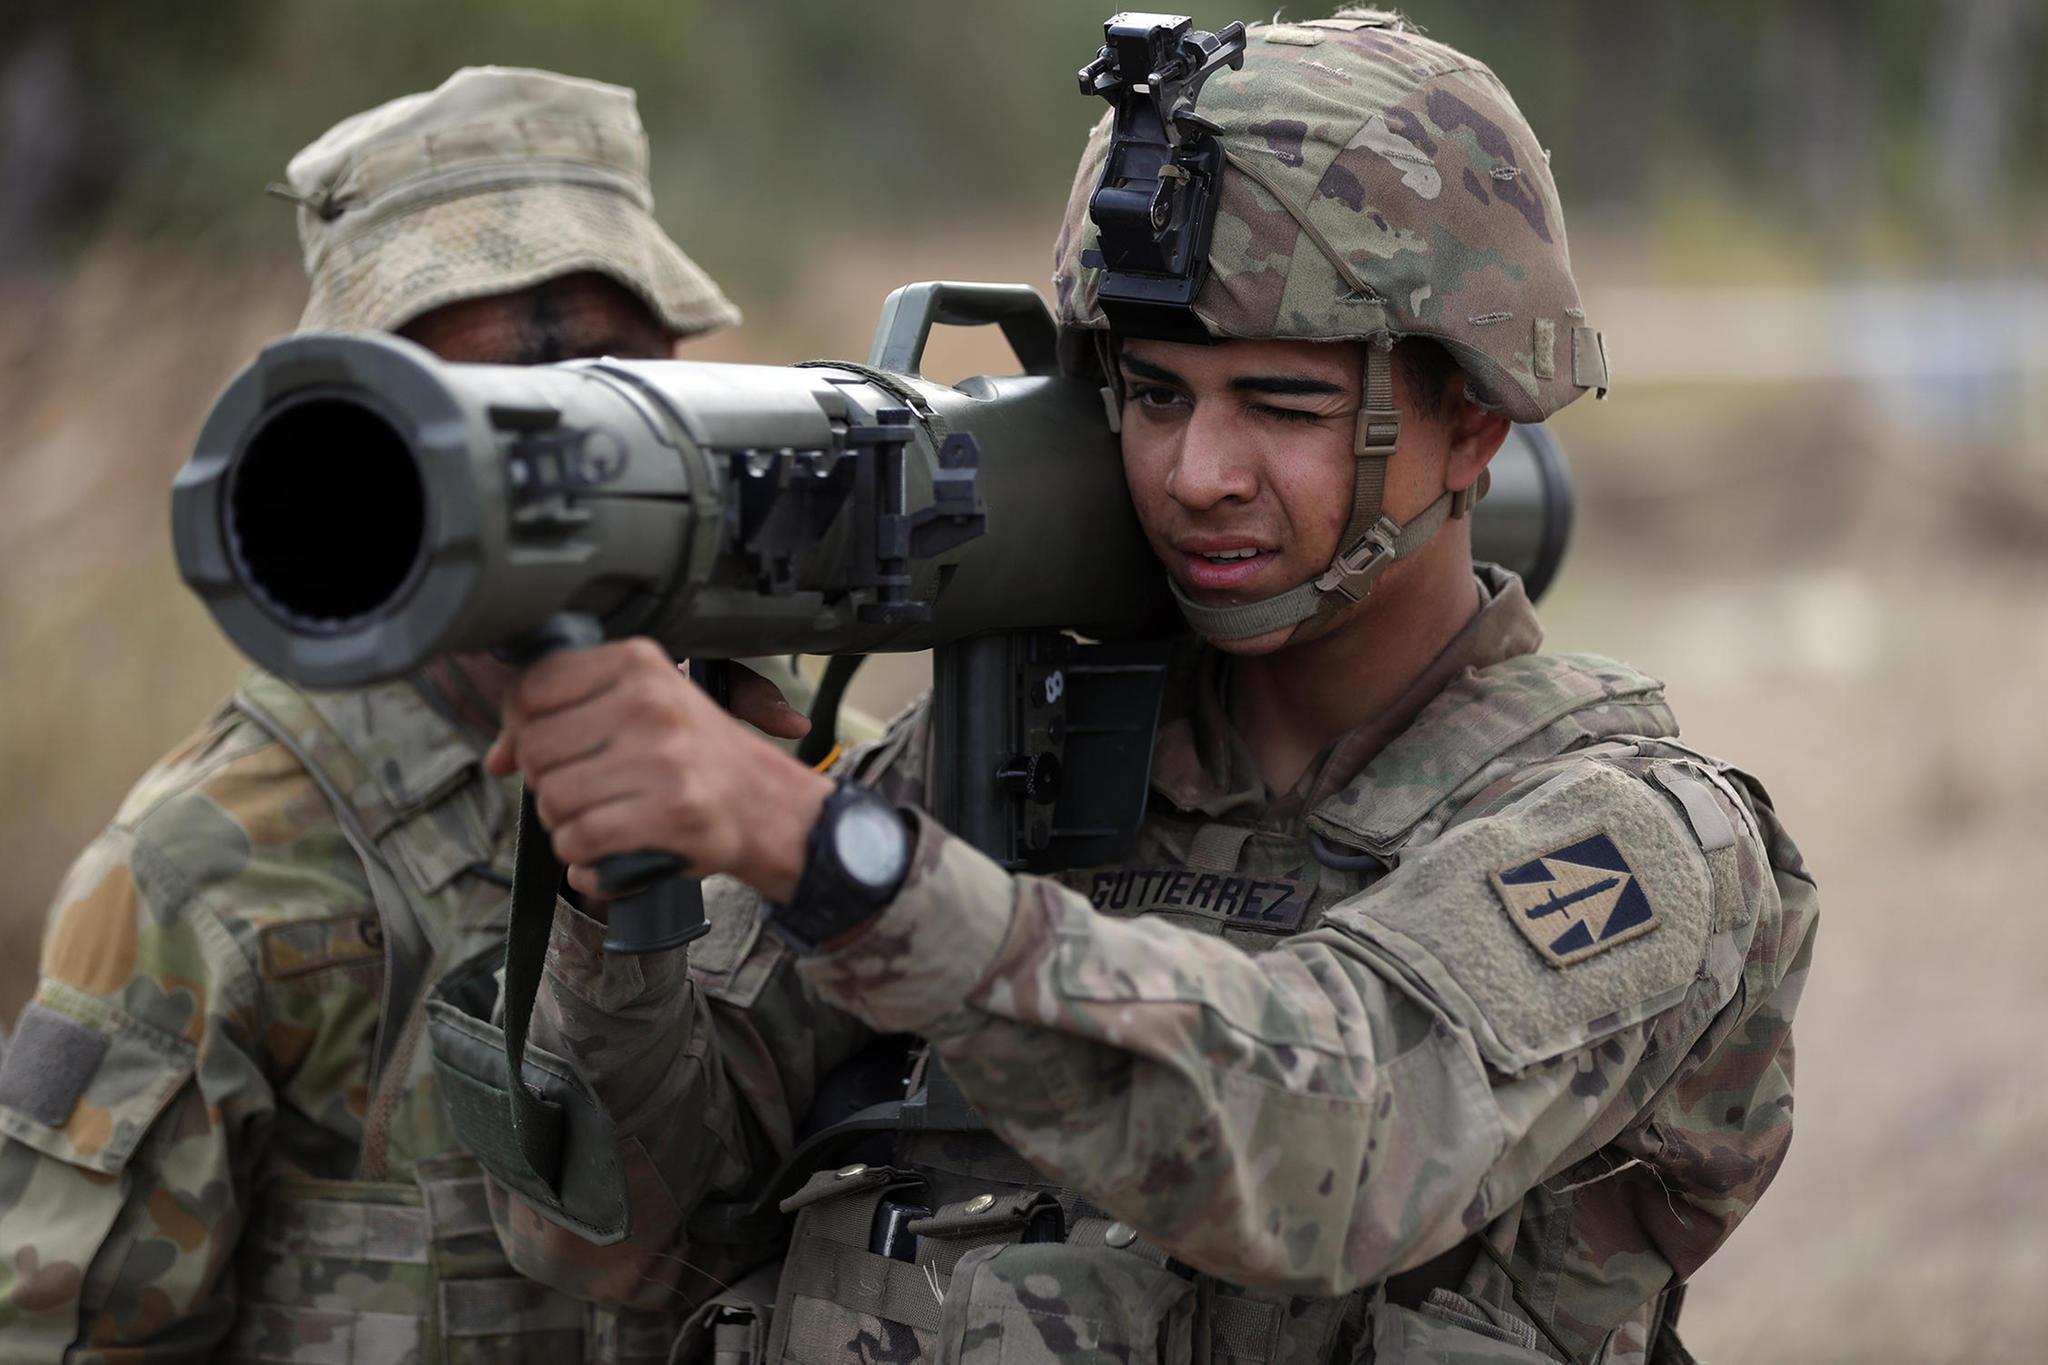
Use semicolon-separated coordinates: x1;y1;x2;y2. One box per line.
229;671;685;1365
749;652;1698;1365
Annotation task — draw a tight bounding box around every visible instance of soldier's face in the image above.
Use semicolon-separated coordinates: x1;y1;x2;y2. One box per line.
1117;336;1463;653
398;272;674;365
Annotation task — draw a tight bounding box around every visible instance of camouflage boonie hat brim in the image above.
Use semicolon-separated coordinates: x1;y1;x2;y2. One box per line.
287;66;740;338
1054;14;1608;423
297;175;740;337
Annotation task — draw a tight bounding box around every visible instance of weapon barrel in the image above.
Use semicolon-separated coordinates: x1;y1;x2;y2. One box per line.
172;287;1572;690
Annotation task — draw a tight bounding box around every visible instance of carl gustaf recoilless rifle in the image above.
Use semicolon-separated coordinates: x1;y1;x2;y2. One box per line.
171;15;1574;959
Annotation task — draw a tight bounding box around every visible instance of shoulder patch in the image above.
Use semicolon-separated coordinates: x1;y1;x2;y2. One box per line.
0;985;196;1173
1491;830;1660;967
1322;760;1714;1073
0;1003;108;1127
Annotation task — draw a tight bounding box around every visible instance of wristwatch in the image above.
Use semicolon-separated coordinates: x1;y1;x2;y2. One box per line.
766;780;914;951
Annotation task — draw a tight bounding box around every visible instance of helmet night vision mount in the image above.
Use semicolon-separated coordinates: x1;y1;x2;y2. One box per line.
1078;13;1246;342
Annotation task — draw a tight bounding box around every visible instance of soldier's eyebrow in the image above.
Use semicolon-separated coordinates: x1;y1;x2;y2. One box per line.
510;313;669;365
1119;352;1344;397
1229;374;1345;397
1118;354;1186;387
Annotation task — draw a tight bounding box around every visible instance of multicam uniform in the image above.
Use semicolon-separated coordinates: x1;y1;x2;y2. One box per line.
480;21;1816;1364
487;569;1817;1364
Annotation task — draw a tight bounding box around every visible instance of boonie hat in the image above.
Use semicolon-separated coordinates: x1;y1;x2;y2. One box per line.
282;66;740;337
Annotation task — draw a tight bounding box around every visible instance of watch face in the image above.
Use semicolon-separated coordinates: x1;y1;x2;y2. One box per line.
834;798;909;892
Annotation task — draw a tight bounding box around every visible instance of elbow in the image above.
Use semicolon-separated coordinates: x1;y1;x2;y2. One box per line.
485;1161;714;1311
485;1178;646;1306
1110;1130;1489;1300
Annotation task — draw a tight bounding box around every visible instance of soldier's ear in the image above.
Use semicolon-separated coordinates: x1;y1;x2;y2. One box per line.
1445;390;1511;493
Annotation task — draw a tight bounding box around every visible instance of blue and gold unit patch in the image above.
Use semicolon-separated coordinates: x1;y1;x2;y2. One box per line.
1491;830;1661;967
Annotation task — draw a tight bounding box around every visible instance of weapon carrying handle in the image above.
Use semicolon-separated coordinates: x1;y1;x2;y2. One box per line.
868;281;1060;379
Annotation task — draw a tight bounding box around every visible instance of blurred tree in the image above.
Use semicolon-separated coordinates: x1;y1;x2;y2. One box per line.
2;1;2044;282
0;0;272;264
1930;0;2035;239
0;33;100;271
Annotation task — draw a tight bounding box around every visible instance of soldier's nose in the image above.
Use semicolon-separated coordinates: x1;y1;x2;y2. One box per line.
1167;429;1259;509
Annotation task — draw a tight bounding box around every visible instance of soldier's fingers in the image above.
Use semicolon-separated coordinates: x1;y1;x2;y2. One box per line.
511;711;613;783
551;794;709;870
515;638;667;717
515;657;700;780
564;861;606;900
483;729;516;777
531;750;663;831
724;661;811;740
548;797;638;868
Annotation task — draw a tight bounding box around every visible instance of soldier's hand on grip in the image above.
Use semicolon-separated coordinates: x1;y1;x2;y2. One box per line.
484;641;832;902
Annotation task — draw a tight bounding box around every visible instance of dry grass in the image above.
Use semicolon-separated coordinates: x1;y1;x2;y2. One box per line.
0;245;301;1002
3;234;2045;1359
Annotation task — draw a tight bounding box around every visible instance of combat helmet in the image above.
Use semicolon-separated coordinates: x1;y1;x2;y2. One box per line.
1054;9;1609;642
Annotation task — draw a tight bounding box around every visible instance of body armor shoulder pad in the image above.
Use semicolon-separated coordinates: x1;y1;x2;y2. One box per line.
1309;652;1674;857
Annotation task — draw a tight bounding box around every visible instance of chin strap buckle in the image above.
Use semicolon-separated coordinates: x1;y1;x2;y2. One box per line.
1448;467;1491;519
1315;515;1402;604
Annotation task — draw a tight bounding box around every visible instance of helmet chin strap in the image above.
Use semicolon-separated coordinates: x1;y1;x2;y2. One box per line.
1169;341;1485;643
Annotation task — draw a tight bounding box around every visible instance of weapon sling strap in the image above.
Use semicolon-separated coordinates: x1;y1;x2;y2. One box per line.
424;789;632;1241
492;791;571;1190
231;679;443;1182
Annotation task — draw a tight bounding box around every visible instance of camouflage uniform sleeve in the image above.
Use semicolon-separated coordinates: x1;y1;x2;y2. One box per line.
490;858;874;1307
490;700;930;1305
800;757;1813;1300
0;718;310;1359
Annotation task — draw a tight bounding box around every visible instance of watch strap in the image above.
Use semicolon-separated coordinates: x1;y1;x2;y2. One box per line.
767;781;911;951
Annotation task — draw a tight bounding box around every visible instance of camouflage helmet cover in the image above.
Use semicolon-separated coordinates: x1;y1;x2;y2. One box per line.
284;66;741;339
1054;11;1609;424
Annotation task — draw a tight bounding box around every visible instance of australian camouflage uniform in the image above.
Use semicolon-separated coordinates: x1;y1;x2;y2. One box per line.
0;671;704;1361
0;63;759;1361
473;566;1818;1365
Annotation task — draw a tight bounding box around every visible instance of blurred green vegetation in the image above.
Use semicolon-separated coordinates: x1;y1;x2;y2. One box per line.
4;1;2044;299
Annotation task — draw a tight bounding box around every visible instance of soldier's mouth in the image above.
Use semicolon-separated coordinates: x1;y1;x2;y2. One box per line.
1181;545;1277;591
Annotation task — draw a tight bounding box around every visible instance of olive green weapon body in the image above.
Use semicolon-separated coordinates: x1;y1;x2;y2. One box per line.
173;281;1572;894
